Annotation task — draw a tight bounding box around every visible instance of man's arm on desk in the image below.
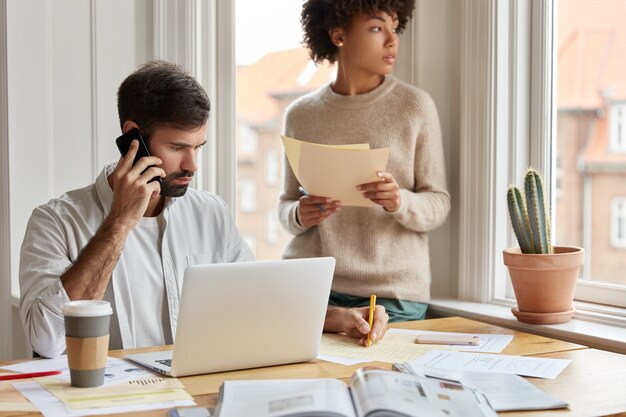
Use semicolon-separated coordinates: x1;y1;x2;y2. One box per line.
324;305;389;346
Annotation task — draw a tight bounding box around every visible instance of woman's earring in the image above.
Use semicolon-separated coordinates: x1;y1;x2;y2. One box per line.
337;42;344;47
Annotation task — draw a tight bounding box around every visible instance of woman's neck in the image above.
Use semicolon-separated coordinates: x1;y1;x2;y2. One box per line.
332;63;385;96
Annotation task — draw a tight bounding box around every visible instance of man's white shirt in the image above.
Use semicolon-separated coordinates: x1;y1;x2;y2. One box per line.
19;163;254;358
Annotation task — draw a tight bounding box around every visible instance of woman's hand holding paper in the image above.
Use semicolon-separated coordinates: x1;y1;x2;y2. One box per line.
357;172;401;213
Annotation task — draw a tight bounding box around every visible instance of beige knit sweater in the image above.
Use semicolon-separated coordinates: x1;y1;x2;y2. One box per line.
278;76;450;303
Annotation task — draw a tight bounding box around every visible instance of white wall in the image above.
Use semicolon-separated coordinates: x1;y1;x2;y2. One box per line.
416;1;462;299
3;0;153;360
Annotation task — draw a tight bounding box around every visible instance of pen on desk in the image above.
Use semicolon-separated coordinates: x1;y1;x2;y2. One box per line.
298;186;327;213
0;370;62;381
367;294;376;347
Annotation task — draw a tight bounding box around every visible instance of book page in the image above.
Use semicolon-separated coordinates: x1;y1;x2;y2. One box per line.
218;378;357;417
349;369;496;417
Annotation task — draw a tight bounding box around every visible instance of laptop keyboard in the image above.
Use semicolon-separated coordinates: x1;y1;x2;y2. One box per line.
156;359;172;367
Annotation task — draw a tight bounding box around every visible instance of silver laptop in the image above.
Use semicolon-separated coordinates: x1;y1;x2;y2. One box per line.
126;257;335;377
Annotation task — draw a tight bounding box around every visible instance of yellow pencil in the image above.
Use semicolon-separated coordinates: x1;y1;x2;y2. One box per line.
367;294;376;347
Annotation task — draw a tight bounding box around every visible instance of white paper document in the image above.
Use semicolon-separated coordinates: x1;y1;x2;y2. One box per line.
1;356;153;386
388;329;514;353
282;135;390;207
395;363;568;411
13;381;194;417
316;354;368;366
411;350;571;379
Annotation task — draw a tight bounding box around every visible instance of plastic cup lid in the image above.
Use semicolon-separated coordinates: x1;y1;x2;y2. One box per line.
63;300;113;317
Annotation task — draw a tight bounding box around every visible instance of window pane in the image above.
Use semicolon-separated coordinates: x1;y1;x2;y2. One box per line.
235;0;335;259
556;0;626;286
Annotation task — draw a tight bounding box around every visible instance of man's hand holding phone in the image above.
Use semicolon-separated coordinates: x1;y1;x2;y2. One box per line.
109;132;166;230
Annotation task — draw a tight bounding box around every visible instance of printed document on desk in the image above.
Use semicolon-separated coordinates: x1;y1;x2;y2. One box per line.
35;375;192;410
13;381;194;417
411;350;571;379
1;355;153;386
394;363;568;411
282;136;390;207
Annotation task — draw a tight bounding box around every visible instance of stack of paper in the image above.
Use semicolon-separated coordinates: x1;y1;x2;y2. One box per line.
394;363;568;412
1;356;194;417
394;352;571;411
282;135;390;207
318;329;514;365
407;350;571;379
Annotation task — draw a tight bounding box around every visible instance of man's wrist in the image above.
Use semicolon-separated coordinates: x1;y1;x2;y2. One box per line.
100;212;135;238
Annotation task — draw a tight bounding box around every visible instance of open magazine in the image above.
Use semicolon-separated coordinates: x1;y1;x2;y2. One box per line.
216;368;496;417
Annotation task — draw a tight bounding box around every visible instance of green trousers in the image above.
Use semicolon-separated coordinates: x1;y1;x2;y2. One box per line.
328;290;428;323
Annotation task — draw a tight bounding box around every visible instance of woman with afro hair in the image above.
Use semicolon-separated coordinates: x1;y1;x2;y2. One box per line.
279;0;450;337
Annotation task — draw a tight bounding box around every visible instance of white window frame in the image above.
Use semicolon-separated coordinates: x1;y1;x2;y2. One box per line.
264;210;279;245
264;149;279;186
0;0;12;360
238;179;257;213
611;197;626;249
238;123;258;155
458;0;626;315
609;103;626;153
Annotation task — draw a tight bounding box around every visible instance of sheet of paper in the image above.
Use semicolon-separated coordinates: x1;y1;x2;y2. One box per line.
13;381;195;417
319;332;435;363
282;135;390;207
282;136;370;177
1;355;153;386
411;350;571;379
316;354;368;366
36;375;192;410
388;329;514;353
0;379;38;412
401;364;568;411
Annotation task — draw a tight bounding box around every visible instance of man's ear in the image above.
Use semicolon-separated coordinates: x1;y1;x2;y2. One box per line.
329;27;345;47
122;120;139;134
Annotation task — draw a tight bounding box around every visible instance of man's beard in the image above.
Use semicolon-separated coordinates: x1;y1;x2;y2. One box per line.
159;170;194;197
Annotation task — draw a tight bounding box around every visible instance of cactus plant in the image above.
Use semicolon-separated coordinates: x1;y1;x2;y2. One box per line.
506;168;553;254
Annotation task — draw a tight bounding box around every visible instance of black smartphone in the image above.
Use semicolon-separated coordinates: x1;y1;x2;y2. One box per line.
115;128;162;184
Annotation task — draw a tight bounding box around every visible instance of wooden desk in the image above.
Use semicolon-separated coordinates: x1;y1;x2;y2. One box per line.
4;317;622;417
520;349;626;417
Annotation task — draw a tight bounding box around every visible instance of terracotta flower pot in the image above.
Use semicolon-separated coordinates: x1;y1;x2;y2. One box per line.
503;246;585;324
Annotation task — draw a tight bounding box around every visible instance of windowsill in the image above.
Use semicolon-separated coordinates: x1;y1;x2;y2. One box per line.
429;298;626;354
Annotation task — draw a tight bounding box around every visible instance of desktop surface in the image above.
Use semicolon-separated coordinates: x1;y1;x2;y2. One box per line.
3;317;626;417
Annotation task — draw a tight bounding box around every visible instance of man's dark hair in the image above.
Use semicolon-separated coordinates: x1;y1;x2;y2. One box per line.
301;0;415;64
117;60;210;141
